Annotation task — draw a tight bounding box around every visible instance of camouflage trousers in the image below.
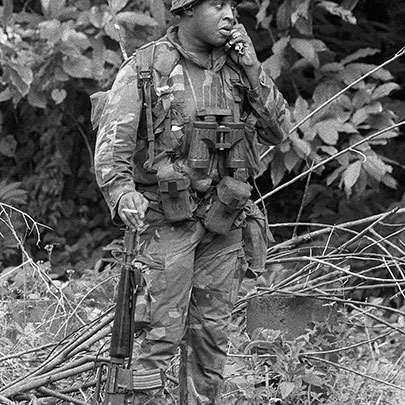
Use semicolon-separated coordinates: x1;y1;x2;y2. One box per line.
132;208;246;404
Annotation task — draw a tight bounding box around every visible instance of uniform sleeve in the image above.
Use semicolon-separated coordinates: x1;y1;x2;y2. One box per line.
92;58;142;220
246;65;291;146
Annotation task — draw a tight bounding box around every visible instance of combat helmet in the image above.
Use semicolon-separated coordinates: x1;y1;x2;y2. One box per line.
170;0;203;13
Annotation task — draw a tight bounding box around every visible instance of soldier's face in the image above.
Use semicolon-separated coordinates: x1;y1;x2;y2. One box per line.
189;0;235;47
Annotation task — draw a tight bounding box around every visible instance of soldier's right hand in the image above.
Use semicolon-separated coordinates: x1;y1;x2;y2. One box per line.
118;191;149;230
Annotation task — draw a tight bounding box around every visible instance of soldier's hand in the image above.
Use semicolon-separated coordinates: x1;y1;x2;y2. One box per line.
227;24;260;74
118;191;149;230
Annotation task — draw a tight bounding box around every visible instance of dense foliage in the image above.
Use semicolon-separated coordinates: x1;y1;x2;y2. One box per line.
0;0;404;270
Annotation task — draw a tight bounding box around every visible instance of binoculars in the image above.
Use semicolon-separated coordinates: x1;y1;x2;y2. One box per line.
187;108;248;170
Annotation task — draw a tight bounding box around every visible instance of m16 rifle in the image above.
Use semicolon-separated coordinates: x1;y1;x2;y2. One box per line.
95;229;142;404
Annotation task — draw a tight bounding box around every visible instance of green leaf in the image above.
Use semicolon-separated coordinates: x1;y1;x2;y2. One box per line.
290;38;319;68
363;154;389;182
372;83;400;100
90;37;106;79
284;150;300;172
291;135;312;157
352;89;371;109
341;48;380;65
302;373;325;387
108;0;129;13
38;20;62;43
343;160;361;196
104;49;122;67
51;89;67;104
351;103;381;126
104;20;120;41
89;6;111;29
315;120;339;145
341;63;394;84
41;0;66;18
340;123;358;134
2;0;13;26
64;30;91;50
7;62;33;97
276;0;292;31
272;36;290;54
116;11;158;28
150;0;167;30
27;88;47;109
312;80;345;120
303;127;317;141
341;0;360;11
311;39;328;52
293;96;309;123
382;174;397;189
365;102;383;114
62;55;93;78
0;180;27;204
351;108;368;126
256;0;270;26
279;381;295;399
320;146;338;155
0;134;17;158
317;1;357;24
271;152;286;186
320;62;343;73
326;166;344;186
263;54;285;80
291;0;311;27
0;88;12;102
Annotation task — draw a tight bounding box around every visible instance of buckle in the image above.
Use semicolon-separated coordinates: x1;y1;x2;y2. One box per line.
138;69;152;87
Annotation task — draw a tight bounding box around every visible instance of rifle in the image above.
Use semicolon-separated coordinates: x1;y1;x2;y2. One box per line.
95;229;141;404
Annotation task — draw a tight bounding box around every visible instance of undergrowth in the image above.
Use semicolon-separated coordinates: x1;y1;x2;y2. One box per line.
0;252;404;404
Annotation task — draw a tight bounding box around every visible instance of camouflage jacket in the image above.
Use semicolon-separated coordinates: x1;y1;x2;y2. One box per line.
92;25;290;219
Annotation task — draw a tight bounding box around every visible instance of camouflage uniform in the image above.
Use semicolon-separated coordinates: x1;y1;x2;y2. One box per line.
93;25;289;404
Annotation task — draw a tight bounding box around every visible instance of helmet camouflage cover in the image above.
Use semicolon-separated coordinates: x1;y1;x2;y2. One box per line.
170;0;201;13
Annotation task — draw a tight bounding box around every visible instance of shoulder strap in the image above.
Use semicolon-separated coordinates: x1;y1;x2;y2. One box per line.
136;43;156;173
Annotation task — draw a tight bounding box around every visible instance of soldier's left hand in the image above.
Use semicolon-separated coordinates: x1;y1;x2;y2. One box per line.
227;24;260;73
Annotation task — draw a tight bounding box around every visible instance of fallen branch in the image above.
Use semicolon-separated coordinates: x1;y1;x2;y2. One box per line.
301;329;393;356
0;312;113;395
303;355;405;392
2;362;97;397
267;208;405;253
0;394;14;405
0;342;57;363
36;387;86;405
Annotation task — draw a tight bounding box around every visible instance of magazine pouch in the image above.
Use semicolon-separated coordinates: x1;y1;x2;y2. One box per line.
204;176;251;234
158;168;193;223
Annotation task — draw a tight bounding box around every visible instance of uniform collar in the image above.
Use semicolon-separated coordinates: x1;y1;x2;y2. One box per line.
166;25;228;72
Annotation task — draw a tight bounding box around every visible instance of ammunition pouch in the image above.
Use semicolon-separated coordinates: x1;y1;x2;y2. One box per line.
204;176;251;234
187;117;249;170
157;168;193;223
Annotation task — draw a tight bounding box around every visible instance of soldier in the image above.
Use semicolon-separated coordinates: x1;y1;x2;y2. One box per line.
92;0;290;403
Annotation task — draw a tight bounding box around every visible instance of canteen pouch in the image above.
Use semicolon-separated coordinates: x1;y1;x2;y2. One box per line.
158;168;193;223
204;176;251;234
